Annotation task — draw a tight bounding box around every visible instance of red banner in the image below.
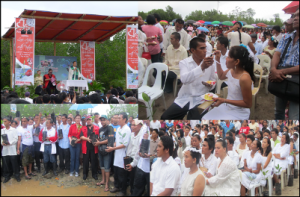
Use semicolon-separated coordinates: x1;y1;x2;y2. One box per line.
126;25;138;89
15;18;35;86
80;41;95;81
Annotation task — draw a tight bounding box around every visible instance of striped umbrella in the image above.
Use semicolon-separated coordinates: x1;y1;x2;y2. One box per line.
160;20;168;25
257;23;267;27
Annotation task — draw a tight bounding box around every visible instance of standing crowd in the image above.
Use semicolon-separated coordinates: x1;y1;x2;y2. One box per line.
1;112;150;196
149;119;299;196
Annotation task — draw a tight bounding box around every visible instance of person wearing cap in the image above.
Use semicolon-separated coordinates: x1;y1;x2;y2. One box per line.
106;112;131;196
81;116;87;127
93;112;102;128
57;114;71;174
95;115;114;191
125;119;144;195
23;92;33;104
224;22;256;54
250;34;263;56
80;115;99;180
284;18;294;39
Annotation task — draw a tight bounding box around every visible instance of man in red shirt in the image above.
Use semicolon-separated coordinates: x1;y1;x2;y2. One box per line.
217;27;223;36
239;120;250;135
80;115;99;180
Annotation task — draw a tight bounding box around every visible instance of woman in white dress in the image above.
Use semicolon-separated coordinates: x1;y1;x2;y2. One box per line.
180;147;206;196
203;46;254;120
260;137;273;186
200;137;218;176
240;140;263;196
205;139;241;196
272;133;290;186
236;133;249;168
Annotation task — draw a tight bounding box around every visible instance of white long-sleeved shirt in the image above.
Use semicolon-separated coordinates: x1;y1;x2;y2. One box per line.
164;44;188;76
127;128;144;167
174;56;217;109
163;26;189;53
1;127;18;156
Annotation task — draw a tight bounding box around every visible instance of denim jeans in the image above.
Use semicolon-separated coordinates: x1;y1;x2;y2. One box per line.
69;143;81;173
98;152;111;172
275;96;299;120
43;145;56;163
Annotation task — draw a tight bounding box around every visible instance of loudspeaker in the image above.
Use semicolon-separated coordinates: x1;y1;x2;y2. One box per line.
35;86;43;95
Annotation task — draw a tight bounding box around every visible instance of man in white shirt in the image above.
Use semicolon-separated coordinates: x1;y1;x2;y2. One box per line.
226;136;239;166
154;13;164;62
183;126;191;147
23;92;33;103
150;136;181;196
106;112;131;196
150;120;161;130
250;34;263;56
125;119;144;195
234;120;241;132
224;22;256;54
2;117;20;183
163;19;189;55
164;32;188;93
161;37;216;120
272;26;283;42
93;112;102;128
198;33;212;56
17;114;42;179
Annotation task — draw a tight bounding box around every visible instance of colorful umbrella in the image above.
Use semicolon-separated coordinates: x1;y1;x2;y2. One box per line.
241;21;248;25
257;23;267;27
243;25;254;29
69;104;98;110
198;20;205;24
160;20;168;25
283;1;299;14
197;27;209;32
204;21;212;26
221;21;233;26
232;21;237;24
212;21;220;25
251;24;257;27
186;20;196;24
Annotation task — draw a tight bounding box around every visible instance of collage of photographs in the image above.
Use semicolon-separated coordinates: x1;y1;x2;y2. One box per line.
0;1;299;197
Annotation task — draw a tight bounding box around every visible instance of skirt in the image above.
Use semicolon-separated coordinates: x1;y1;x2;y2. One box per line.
202;103;250;120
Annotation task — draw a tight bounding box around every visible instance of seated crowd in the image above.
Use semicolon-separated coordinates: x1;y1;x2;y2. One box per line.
1;113;150;196
149;120;299;196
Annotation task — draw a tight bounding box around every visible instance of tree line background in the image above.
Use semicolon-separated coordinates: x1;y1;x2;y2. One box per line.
1;104;138;120
1;31;127;90
138;6;284;27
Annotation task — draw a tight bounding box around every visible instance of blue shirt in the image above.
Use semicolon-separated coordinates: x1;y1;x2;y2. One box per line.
110;124;120;138
220;121;234;136
254;41;263;55
57;123;70;149
166;122;173;132
275;31;299;67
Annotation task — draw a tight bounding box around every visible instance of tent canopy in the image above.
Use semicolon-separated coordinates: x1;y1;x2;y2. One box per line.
283;1;299;14
2;9;138;43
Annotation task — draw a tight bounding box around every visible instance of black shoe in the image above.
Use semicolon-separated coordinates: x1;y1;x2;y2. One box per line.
98;170;102;174
16;177;21;182
53;163;58;176
83;174;87;180
110;188;120;193
3;177;11;183
65;170;70;174
42;163;49;176
93;175;98;180
57;168;63;173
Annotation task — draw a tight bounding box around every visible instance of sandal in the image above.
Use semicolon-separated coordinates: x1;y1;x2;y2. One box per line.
96;182;104;186
28;173;37;176
104;186;109;192
25;175;32;180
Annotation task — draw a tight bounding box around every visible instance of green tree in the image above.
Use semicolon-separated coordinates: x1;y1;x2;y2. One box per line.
138;5;182;22
106;104;138;119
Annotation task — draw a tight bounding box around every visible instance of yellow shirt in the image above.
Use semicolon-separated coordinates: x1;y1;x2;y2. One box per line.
34;75;43;86
264;46;276;56
164;44;188;76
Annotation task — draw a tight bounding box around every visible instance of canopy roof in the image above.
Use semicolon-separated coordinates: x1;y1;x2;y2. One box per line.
2;9;138;43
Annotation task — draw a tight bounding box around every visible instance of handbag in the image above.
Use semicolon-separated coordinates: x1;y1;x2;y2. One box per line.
142;44;151;60
268;37;299;103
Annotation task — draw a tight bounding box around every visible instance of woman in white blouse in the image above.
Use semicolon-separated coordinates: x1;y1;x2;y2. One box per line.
240;140;263;196
205;139;241;196
200;137;218;176
180;147;206;196
236;133;249;168
272;133;290;185
260;137;273;186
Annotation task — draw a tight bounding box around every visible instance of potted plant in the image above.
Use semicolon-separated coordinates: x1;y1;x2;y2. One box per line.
83;80;105;95
274;164;282;195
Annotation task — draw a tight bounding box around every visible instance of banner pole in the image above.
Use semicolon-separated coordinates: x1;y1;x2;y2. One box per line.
54;42;56;56
10;39;13;88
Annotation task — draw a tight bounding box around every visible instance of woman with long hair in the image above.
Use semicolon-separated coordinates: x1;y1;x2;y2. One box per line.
203;46;254;120
240;140;263;196
260;137;273;186
180;147;206;196
263;37;278;59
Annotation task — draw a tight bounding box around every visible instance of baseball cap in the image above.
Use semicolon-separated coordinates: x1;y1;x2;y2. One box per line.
284;18;293;25
132;118;143;126
25;92;30;97
86;115;92;120
100;115;108;120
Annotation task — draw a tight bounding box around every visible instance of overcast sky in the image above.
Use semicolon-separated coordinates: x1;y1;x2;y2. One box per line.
139;1;293;22
1;1;138;36
88;104;110;116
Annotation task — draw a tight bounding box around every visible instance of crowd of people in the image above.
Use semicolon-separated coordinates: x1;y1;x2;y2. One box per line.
1;112;150;196
1;88;137;104
138;7;299;120
149;119;299;196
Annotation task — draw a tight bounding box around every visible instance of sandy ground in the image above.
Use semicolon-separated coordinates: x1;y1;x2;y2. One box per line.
1;166;121;196
139;79;276;120
274;174;299;196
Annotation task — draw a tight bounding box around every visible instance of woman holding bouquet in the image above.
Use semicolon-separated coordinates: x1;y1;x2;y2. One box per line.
68;114;82;177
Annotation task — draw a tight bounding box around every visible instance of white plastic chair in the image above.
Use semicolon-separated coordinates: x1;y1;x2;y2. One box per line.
250;64;263;118
216;78;228;95
259;175;273;196
138;57;147;88
138;63;168;119
256;55;271;94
